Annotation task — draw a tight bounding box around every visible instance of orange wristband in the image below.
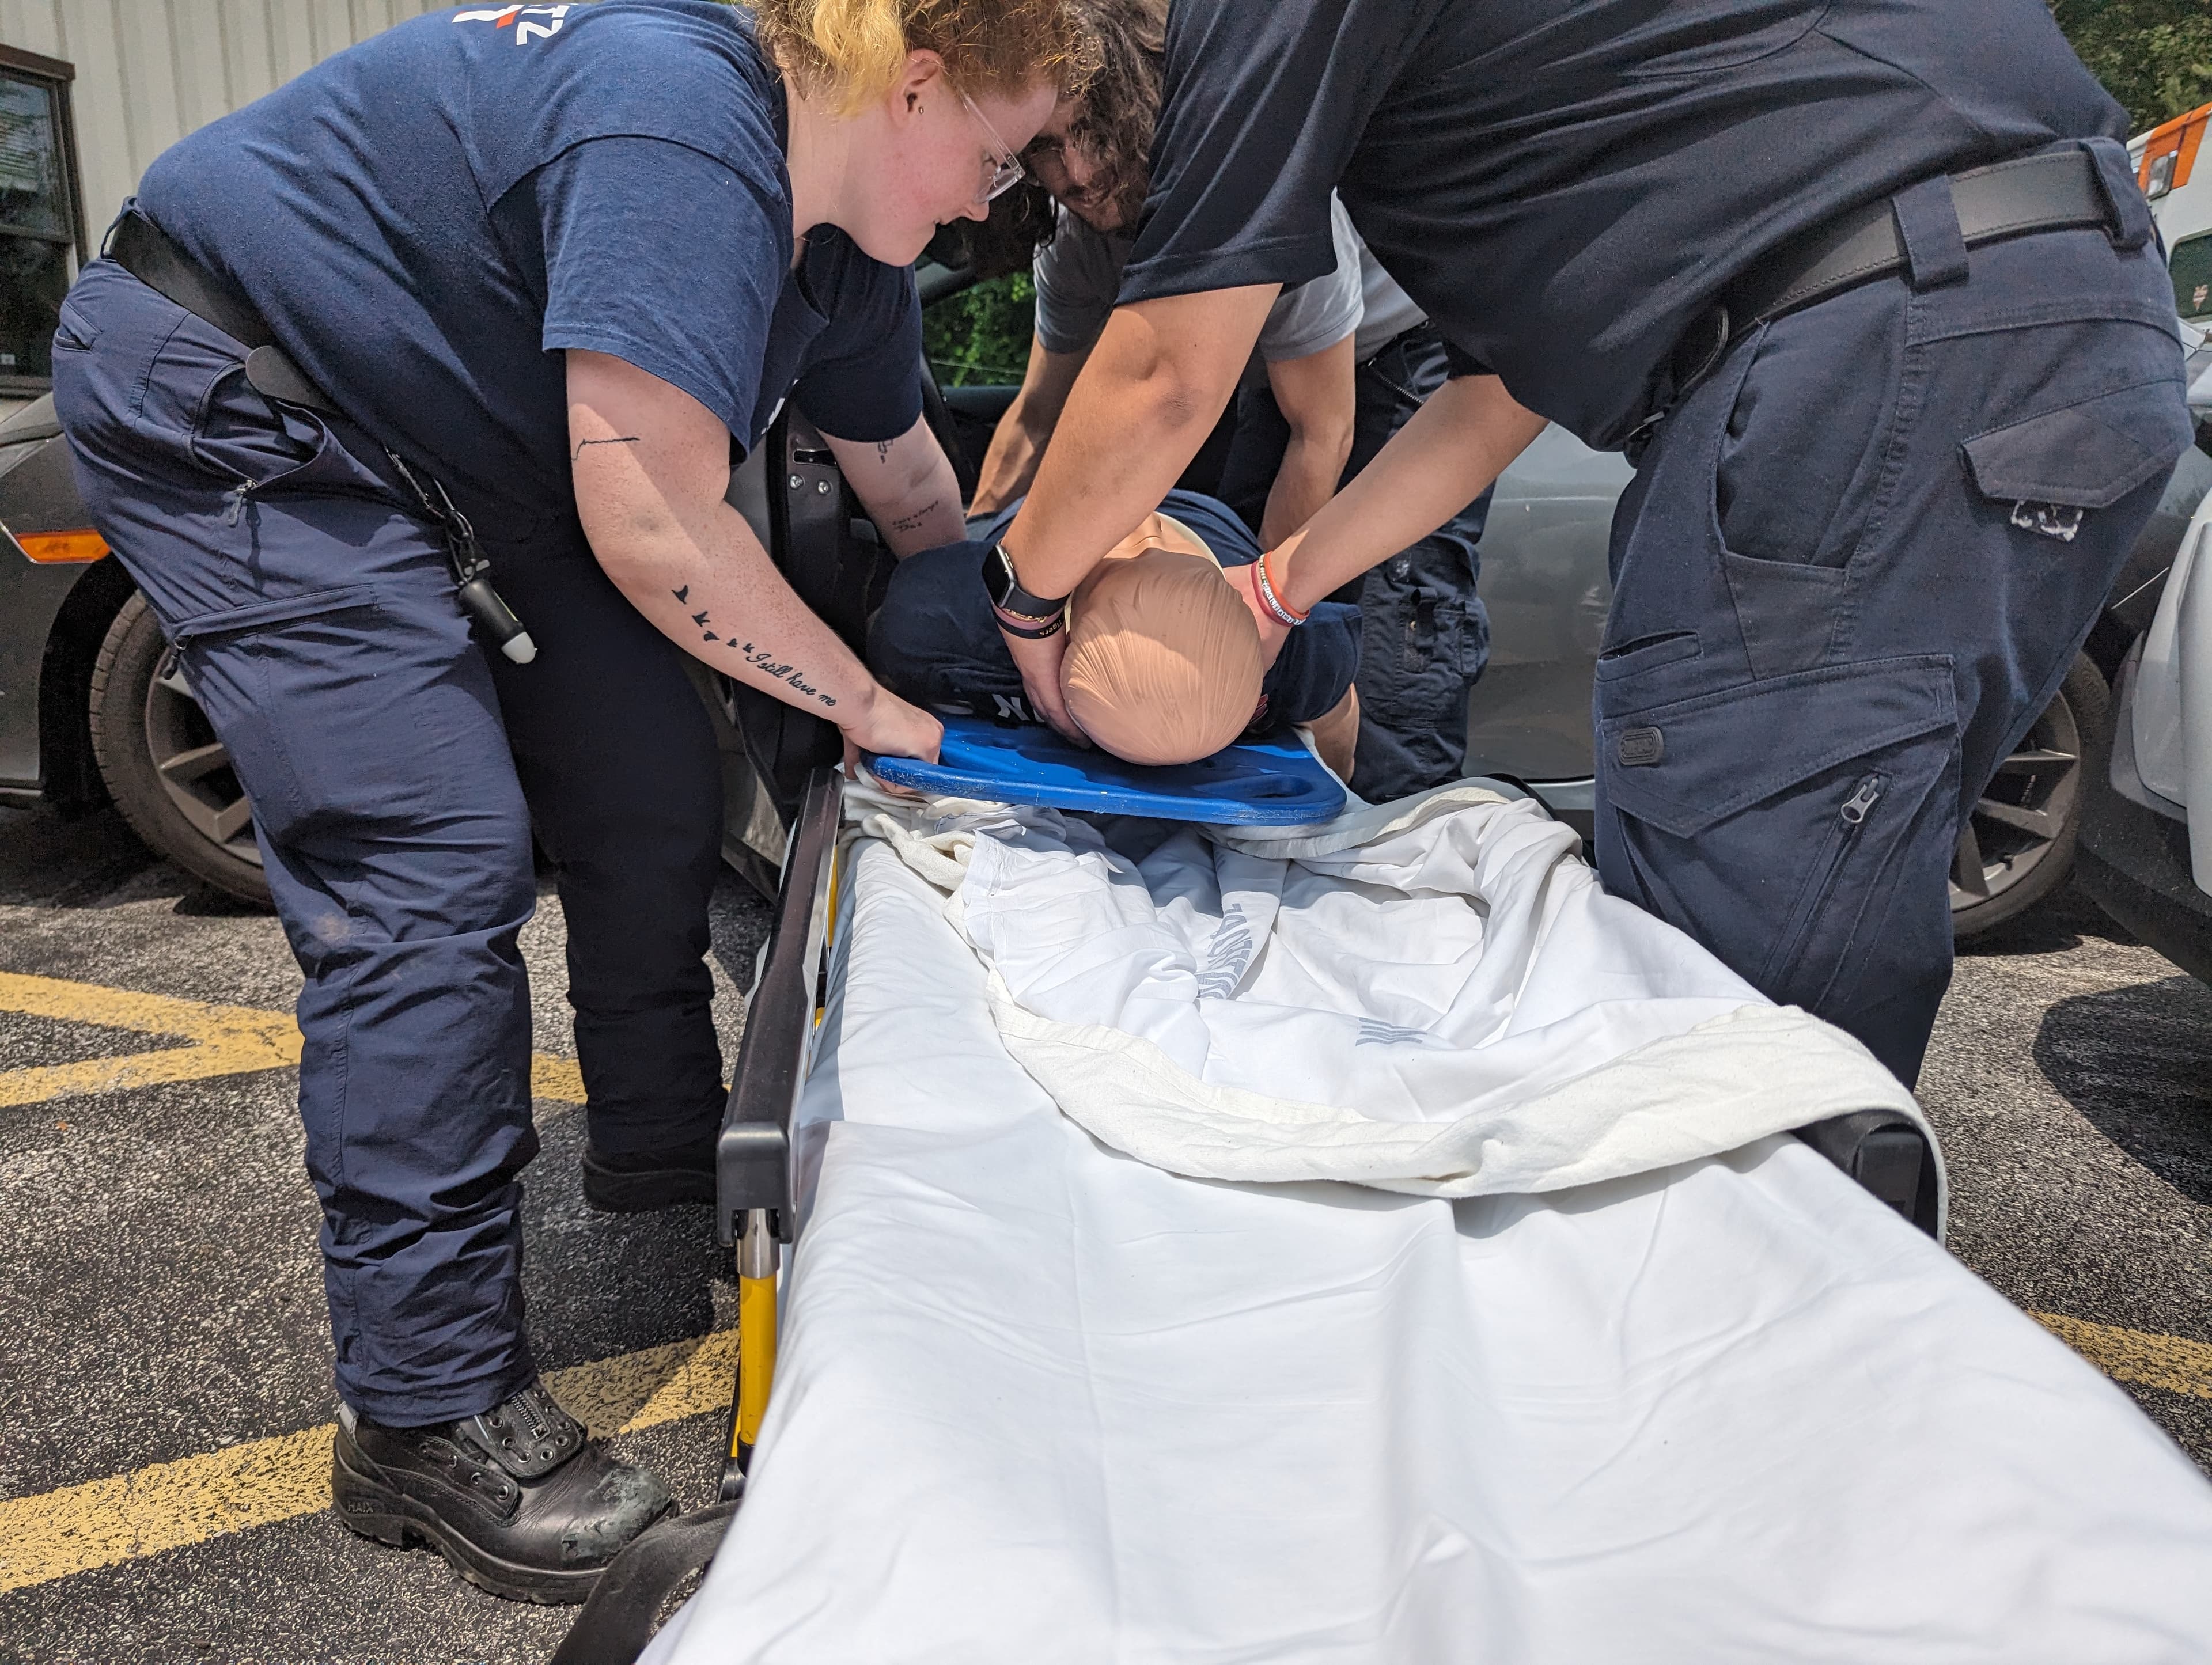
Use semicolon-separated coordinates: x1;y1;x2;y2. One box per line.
1251;546;1309;626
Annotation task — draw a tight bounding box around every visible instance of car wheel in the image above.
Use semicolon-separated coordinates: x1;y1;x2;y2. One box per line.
1949;651;2108;938
88;591;272;907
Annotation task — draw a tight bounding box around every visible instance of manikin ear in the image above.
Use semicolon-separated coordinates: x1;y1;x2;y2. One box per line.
895;50;948;121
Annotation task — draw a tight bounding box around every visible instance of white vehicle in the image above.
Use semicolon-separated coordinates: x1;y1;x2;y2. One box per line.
2133;104;2212;412
2083;466;2212;984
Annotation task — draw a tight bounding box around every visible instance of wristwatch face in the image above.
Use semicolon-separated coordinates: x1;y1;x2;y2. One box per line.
983;543;1017;609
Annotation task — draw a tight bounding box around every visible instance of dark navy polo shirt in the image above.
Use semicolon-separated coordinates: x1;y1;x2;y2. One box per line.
136;0;921;543
1119;0;2126;450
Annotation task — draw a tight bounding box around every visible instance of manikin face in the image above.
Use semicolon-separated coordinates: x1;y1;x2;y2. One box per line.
1022;94;1135;234
1101;511;1218;568
839;56;1058;266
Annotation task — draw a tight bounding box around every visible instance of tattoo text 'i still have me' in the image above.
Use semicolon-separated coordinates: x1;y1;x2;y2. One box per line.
672;585;835;707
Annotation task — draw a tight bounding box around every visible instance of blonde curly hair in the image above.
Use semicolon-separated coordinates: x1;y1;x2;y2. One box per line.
747;0;1097;116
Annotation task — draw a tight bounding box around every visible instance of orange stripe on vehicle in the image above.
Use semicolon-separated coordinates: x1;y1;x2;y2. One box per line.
2139;101;2212;191
2176;108;2212;192
14;529;109;564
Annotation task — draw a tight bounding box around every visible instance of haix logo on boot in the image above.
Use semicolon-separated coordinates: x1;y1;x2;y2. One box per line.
453;5;571;43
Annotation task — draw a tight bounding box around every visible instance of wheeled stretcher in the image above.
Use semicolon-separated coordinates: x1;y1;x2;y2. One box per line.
550;754;2212;1664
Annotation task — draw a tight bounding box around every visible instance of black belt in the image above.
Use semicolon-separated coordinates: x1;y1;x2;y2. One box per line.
107;210;536;663
1628;146;2124;462
1729;146;2115;325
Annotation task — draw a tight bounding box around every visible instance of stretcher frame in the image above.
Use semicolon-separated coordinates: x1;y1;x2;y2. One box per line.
550;763;1941;1662
714;765;843;1499
546;767;842;1665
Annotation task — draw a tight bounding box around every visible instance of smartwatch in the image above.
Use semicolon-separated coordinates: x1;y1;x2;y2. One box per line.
984;542;1069;635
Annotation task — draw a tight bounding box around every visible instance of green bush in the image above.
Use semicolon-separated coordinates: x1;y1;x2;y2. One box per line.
2056;0;2212;131
923;272;1035;388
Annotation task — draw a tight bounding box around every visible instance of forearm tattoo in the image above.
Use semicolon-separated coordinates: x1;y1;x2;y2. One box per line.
888;499;947;533
572;435;640;461
671;587;835;707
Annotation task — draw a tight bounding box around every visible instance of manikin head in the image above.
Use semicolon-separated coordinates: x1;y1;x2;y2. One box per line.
755;0;1097;264
1060;513;1265;765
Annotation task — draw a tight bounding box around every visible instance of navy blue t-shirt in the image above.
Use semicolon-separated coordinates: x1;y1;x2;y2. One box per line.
136;0;922;543
1119;0;2124;450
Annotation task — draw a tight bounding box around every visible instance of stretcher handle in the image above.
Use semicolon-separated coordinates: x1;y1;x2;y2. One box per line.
715;766;843;1247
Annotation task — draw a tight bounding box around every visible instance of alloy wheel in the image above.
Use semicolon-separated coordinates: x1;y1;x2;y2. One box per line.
142;647;263;870
1949;695;2080;914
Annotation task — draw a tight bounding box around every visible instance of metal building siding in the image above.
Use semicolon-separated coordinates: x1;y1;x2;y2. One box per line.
0;1;447;240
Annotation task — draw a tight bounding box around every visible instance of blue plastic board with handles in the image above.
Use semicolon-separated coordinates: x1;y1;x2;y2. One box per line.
866;714;1346;825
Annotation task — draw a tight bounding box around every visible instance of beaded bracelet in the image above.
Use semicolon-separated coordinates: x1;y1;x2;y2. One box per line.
1250;547;1309;627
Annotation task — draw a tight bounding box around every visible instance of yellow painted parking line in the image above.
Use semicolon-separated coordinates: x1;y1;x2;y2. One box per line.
2035;1312;2212;1401
0;971;301;1108
3;1313;2205;1597
0;1327;736;1595
0;970;586;1106
531;1052;586;1103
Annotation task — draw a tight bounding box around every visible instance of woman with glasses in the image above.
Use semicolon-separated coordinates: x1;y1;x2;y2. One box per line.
52;0;1089;1604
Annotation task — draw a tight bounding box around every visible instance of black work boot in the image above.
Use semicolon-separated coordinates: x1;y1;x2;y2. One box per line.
581;1130;715;1213
331;1380;674;1603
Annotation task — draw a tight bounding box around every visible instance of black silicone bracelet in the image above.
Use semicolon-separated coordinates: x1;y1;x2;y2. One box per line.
994;605;1065;640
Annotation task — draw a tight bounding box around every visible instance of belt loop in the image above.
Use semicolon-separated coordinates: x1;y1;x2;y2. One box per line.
1891;175;1969;291
2081;136;2154;251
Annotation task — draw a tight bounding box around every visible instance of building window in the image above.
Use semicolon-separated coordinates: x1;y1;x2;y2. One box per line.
0;47;83;396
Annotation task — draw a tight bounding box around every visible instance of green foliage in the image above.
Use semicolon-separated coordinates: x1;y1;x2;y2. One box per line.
2055;0;2212;131
922;272;1035;388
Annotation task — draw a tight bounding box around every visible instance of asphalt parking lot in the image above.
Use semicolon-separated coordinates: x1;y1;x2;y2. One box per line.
0;801;2208;1664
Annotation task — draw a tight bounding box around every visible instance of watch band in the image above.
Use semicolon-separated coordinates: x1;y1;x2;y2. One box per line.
986;541;1069;622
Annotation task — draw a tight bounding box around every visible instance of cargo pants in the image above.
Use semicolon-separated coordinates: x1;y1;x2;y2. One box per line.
52;257;727;1424
1596;140;2190;1086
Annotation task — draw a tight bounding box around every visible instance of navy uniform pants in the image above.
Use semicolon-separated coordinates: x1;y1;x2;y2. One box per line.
1216;326;1493;802
52;259;726;1425
1596;143;2190;1087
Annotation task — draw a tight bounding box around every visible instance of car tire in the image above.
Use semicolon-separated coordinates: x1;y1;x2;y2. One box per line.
88;591;273;908
1949;651;2107;938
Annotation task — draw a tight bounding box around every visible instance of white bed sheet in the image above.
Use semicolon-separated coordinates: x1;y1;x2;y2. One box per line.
648;836;2212;1664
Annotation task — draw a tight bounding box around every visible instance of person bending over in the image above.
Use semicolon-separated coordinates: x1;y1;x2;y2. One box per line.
872;490;1361;775
969;0;1491;801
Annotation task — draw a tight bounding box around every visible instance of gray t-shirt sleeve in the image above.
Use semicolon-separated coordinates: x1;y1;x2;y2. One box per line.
1032;208;1132;356
1253;195;1364;363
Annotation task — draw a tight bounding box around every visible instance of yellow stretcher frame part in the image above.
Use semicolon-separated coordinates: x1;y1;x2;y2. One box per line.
734;1209;779;1458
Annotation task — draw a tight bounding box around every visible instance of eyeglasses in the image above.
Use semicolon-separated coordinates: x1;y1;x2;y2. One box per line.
961;93;1027;205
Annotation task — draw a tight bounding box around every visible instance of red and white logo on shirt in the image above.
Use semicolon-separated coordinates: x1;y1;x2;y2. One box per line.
453;5;571;43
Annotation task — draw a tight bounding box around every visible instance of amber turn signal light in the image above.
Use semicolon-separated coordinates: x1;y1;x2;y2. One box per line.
14;529;109;564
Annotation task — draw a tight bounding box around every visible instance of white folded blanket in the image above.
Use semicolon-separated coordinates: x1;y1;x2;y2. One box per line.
853;781;1933;1213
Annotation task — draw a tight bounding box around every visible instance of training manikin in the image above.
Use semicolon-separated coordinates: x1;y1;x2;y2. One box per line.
870;490;1361;776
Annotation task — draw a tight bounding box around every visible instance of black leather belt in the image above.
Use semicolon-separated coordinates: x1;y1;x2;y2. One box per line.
1726;146;2116;327
106;208;537;662
1627;146;2123;462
